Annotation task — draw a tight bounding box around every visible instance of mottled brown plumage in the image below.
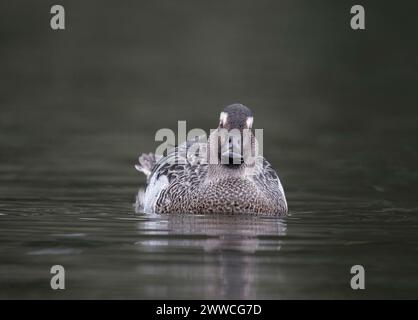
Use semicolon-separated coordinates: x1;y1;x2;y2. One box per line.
135;103;287;215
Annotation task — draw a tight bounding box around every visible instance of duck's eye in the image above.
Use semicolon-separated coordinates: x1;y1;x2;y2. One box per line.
246;116;253;129
219;112;228;127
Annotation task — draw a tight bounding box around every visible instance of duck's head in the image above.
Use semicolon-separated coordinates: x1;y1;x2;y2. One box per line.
218;103;253;131
208;103;257;167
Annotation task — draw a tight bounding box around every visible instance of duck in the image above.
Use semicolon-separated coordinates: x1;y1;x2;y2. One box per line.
135;103;288;215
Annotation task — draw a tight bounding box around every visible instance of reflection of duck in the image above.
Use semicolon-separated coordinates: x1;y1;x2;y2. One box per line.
135;103;287;215
136;215;287;299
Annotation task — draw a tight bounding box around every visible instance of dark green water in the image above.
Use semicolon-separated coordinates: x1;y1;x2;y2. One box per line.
1;0;418;298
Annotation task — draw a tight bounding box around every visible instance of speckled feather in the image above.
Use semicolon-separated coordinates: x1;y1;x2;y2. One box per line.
137;141;287;215
135;103;288;215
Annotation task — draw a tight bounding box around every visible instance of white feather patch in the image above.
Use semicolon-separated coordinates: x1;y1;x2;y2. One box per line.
143;174;169;214
219;112;228;126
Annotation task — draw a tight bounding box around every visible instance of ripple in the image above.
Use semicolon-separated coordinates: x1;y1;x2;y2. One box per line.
27;248;82;255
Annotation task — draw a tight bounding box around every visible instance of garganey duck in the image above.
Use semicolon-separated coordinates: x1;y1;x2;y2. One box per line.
135;103;287;215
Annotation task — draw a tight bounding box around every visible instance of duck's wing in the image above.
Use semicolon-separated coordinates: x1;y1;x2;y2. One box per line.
150;141;189;180
251;158;288;214
142;139;208;213
149;138;208;181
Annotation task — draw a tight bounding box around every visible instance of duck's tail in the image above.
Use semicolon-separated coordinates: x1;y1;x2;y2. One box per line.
135;152;159;182
134;152;160;213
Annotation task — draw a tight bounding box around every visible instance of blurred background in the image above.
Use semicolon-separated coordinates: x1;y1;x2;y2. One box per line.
0;0;418;299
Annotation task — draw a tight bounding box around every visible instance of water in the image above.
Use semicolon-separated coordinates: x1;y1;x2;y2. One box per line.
1;0;418;299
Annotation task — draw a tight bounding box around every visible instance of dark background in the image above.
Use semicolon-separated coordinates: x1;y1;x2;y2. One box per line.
1;0;417;201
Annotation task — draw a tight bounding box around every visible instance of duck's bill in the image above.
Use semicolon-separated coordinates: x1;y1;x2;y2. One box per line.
221;150;244;165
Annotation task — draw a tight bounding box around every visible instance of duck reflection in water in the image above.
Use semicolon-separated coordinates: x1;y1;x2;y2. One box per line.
136;214;287;299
